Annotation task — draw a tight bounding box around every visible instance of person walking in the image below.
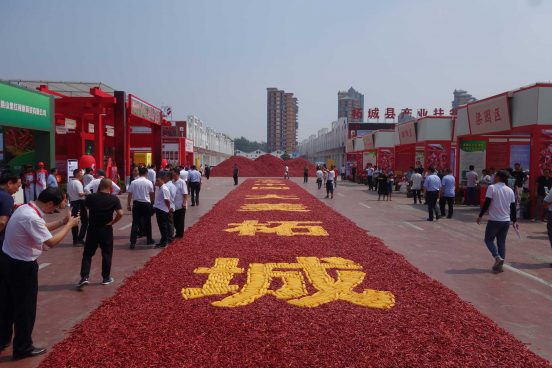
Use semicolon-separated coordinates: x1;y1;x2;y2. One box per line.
188;165;201;206
410;169;423;204
543;187;552;266
284;165;290;180
424;166;441;221
439;168;455;218
82;168;94;188
22;166;35;203
0;188;79;360
366;165;374;191
34;162;48;198
232;164;239;186
165;173;177;243
77;179;123;289
387;173;394;201
333;166;338;188
147;165;157;186
511;163;527;202
303;166;309;183
84;169;121;195
46;168;58;189
154;172;171;248
477;170;517;273
67;169;88;246
466;165;479;206
204;165;211;180
316;167;323;190
172;169;188;238
533;169;552;222
377;171;388;201
325;166;335;199
340;165;346;181
127;167;155;249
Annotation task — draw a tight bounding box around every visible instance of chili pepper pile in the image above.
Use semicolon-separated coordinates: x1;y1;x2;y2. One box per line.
212;154;316;177
39;180;549;367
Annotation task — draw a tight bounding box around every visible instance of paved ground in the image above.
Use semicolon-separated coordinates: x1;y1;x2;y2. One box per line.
294;177;552;362
0;178;237;367
2;177;551;365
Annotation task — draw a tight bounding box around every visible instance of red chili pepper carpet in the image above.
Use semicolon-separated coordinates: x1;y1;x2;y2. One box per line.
39;179;549;367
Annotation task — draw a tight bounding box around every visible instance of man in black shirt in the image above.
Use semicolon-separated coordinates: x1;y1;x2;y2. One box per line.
534;169;552;222
78;179;123;289
511;163;527;195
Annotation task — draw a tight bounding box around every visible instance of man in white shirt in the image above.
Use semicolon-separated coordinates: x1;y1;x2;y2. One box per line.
179;167;189;183
165;174;177;243
366;165;375;191
316;168;323;190
84;169;120;195
284;165;289;179
147;165;157;186
325;166;336;199
0;188;79;360
410;169;423;204
82;168;94;188
172;169;188;238
466;165;479;206
477;170;517;273
127;167;155;249
153;172;171;248
423;167;441;221
188;165;202;206
67;169;88;246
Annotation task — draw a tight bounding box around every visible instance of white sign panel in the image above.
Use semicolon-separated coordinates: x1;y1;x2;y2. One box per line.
67;159;79;179
65;118;77;130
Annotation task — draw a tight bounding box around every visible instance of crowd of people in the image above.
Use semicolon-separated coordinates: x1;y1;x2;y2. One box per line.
314;165;338;199
0;160;210;360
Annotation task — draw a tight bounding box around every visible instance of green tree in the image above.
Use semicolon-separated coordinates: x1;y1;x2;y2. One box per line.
234;136;268;152
280;152;291;161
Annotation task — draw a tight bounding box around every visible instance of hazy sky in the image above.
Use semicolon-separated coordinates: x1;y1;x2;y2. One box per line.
1;0;551;141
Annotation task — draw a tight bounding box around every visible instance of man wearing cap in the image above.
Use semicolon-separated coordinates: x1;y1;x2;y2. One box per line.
34;162;48;198
84;169;120;195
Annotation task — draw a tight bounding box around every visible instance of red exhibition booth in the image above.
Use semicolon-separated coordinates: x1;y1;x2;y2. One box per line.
394;117;453;175
39;85;167;181
454;83;552;209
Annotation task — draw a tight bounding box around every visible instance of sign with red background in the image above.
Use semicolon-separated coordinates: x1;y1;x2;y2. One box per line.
398;121;416;145
467;94;511;135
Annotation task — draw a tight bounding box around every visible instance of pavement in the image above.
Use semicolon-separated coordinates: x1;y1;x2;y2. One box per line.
0;178;236;367
1;176;551;365
293;177;552;362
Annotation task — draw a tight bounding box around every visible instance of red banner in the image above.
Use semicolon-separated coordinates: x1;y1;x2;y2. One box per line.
468;94;511;135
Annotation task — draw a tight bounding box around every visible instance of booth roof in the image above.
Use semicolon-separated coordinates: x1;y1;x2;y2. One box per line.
3;80;116;97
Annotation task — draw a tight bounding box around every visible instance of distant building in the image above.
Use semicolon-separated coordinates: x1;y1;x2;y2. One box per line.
338;87;364;122
452;89;476;108
267;88;298;153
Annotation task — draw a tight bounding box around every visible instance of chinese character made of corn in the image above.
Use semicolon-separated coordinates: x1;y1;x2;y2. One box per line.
181;257;395;309
224;220;328;236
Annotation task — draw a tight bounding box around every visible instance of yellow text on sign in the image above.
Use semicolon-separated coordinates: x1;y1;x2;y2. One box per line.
245;194;299;200
238;203;309;212
224;220;328;236
181;257;395;309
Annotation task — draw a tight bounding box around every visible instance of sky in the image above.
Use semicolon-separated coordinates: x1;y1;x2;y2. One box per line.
1;0;551;142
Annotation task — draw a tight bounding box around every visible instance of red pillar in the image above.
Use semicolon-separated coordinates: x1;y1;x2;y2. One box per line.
94;113;104;169
152;125;161;168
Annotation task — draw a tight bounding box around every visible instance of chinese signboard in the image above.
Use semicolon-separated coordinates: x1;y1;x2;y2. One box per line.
362;134;374;150
0;82;52;131
185;138;194;153
459;140;486;181
129;95;162;125
366;107;450;121
398;121;417;145
467;94;511;135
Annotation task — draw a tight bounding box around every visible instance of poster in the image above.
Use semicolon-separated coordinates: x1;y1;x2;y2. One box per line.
425;144;449;172
459;140;486;181
67;159;79;179
3;127;35;172
377;149;394;172
509;145;530;172
538;130;552;174
415;151;425;168
363;151;377;168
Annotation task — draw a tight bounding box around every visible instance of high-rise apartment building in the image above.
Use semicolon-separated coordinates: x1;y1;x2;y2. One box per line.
267;88;298;153
452;89;477;108
338;87;364;122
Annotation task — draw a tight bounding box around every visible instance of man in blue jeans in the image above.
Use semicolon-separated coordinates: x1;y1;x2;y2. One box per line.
476;170;517;273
